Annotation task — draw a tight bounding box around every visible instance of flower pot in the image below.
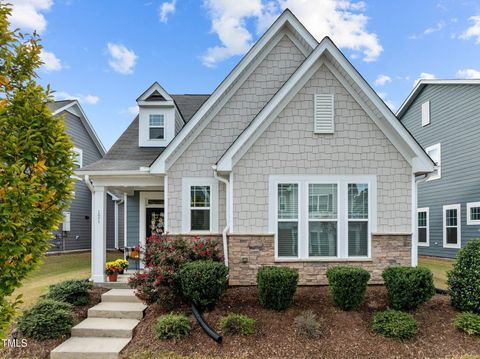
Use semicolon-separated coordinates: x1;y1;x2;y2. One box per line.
108;273;118;282
118;269;124;275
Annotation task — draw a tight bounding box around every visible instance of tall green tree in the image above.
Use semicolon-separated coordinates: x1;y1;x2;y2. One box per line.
0;4;75;338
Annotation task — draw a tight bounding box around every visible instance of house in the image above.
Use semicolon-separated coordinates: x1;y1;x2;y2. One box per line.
48;100;121;252
78;10;434;285
398;79;480;258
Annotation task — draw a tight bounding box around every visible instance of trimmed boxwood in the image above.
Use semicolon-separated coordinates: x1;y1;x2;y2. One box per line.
326;266;370;310
17;299;74;340
178;260;228;311
448;239;480;313
257;266;298;310
45;279;92;306
218;314;255;336
372;309;418;340
454;312;480;336
154;313;191;340
382;266;435;310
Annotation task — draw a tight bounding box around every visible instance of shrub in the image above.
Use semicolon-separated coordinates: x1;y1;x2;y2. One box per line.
454;312;480;336
129;235;223;306
382;266;435;310
218;314;255;336
326;267;370;310
372;310;418;340
45;279;92;306
17;299;74;340
294;310;321;338
178;260;228;311
154;313;190;340
448;239;480;313
257;266;298;311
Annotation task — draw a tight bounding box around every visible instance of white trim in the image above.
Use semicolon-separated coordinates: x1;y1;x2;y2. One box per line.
52;100;106;155
268;175;376;261
229;172;234;232
443;204;461;249
91;186;106;283
216;38;434;174
114;201;119;249
123;193;128;248
466;201;480;225
417;207;429;247
425;143;441;181
72;147;83;168
164;176;169;232
149;10;317;174
136;82;173;103
139;192;164;264
181;177;219;234
421;101;430;127
314;94;334;133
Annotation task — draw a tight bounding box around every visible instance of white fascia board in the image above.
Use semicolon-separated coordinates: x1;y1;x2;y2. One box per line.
52;100;106;155
89;174;164;187
75;170;149;176
136;82;173;102
137;100;175;107
149;10;317;174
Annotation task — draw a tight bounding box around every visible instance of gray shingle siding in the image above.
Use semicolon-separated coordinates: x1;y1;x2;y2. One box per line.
400;84;480;258
126;191;140;247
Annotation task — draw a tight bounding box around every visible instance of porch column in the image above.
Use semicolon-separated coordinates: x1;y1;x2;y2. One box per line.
92;186;107;283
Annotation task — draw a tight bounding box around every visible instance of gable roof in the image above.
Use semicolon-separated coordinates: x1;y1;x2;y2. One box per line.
149;9;318;174
396;79;480;118
49;100;106;155
136;82;173;103
216;37;435;174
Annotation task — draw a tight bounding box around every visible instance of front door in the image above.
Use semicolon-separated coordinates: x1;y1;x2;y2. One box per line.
146;208;164;238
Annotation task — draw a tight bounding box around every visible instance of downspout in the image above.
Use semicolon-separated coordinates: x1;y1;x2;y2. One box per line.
212;165;229;267
412;173;428;267
84;175;94;193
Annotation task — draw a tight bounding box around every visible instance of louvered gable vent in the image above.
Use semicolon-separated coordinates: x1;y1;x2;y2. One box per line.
314;94;334;133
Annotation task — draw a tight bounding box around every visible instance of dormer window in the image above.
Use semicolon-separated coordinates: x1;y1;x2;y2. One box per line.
149;114;165;140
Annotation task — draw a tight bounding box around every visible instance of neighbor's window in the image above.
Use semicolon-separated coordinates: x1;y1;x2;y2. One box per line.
417;208;429;246
425;143;441;180
348;184;369;257
466;202;480;225
72;147;83;169
277;183;299;257
421;101;430;127
190;186;210;231
443;204;461;248
149;114;165;140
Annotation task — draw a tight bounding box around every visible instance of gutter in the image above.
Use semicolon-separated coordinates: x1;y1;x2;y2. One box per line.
84;175;94;193
212;165;230;267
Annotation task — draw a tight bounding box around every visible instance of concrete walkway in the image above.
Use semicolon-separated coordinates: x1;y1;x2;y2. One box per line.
51;289;146;359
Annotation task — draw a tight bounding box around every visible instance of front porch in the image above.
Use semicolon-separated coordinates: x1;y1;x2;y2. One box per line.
87;173;166;283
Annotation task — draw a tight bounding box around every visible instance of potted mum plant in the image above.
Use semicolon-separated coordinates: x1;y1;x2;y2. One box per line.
115;259;129;274
105;261;121;282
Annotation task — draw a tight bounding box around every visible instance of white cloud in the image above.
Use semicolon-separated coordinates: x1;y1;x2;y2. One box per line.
159;0;176;23
39;50;62;72
460;16;480;43
376;91;396;111
201;0;382;67
8;0;53;33
54;91;100;105
456;68;480;79
413;72;436;87
107;43;138;75
374;74;391;86
127;105;139;115
424;21;445;35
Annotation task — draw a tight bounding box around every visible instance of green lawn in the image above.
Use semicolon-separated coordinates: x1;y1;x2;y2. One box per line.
419;256;454;290
12;251;123;311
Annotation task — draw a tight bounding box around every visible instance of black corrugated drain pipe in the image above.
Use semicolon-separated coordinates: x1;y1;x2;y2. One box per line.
191;303;222;343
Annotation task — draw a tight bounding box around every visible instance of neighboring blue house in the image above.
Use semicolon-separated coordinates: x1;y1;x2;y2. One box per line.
398;79;480;258
48;100;120;252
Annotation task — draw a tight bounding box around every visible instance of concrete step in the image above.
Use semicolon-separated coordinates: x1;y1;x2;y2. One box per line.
88;302;147;320
71;318;139;338
101;289;141;303
50;337;131;359
94;281;130;289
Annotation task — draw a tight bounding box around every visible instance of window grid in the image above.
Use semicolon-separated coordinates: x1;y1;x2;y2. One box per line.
417;208;429;246
190;185;211;231
149;114;165;140
443;204;461;248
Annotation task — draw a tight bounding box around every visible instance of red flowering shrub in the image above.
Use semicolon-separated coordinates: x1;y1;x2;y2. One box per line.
129;234;222;306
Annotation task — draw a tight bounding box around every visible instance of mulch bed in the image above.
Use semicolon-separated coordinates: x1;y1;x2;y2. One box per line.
1;286;108;359
123;286;480;359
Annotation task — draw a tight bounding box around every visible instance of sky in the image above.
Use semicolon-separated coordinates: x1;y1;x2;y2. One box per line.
6;0;480;149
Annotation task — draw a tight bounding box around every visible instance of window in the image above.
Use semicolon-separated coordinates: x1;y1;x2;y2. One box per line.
466;202;480;225
72;147;83;169
182;178;218;233
425;143;441;180
443;204;461;248
417;208;429;246
314;94;334;133
421;101;430;126
271;176;375;260
149;114;164;140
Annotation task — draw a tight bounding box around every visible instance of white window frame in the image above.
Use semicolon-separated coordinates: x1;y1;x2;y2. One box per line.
138;106;175;147
443;204;461;249
466;202;480;225
72;147;83;168
181;177;218;234
417;207;429;247
425;143;441;181
269;175;377;262
421;101;430;127
148;114;165;140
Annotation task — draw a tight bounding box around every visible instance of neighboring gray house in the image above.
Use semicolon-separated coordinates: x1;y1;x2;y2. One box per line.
48;100;120;252
78;10;434;284
398;80;480;258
